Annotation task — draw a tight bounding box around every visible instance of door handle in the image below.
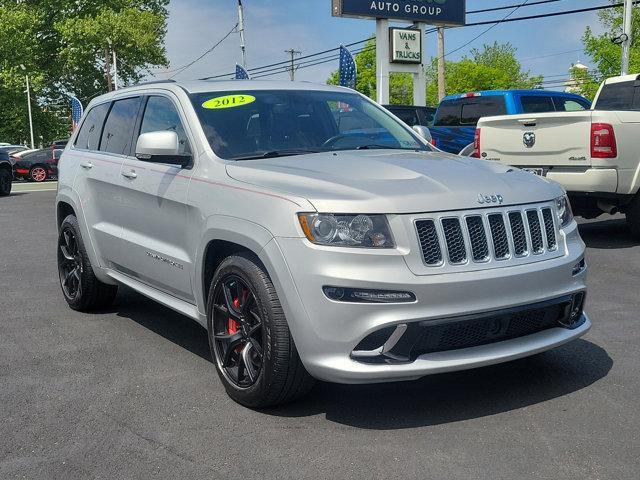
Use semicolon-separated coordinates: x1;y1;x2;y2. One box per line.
80;161;94;169
121;169;138;179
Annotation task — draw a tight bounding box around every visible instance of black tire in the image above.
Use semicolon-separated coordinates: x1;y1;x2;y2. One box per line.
0;168;11;196
626;194;640;239
57;214;118;311
29;165;47;182
207;252;314;408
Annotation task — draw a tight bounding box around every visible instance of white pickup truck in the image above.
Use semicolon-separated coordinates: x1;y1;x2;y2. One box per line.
476;74;640;237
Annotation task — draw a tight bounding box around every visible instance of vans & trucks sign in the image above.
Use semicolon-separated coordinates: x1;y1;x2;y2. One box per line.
332;0;466;26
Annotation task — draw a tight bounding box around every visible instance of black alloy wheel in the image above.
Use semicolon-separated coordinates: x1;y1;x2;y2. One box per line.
211;274;264;388
58;227;83;301
0;169;11;196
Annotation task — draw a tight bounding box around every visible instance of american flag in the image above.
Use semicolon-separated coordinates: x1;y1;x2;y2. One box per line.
70;96;83;131
235;63;251;80
339;45;357;89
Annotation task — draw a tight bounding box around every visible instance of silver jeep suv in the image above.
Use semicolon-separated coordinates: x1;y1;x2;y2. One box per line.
56;80;590;407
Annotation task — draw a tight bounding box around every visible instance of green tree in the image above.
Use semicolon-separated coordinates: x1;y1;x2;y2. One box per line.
0;0;168;145
328;40;541;106
570;0;640;100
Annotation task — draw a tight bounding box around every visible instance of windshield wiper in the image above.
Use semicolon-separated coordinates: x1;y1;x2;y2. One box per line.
233;149;320;161
355;144;397;150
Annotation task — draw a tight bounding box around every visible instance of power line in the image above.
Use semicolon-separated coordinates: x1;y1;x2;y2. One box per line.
467;0;566;15
169;23;238;78
446;0;531;58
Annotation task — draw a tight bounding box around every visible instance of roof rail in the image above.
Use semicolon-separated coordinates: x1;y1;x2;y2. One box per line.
130;79;177;87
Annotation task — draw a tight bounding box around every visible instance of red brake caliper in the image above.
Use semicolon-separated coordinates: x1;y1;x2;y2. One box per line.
228;295;245;353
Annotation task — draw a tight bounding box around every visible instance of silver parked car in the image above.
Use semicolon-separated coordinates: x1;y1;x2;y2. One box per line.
56;80;589;407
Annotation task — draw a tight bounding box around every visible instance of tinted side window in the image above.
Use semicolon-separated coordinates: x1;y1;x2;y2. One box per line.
460;97;507;125
596;81;637;111
434;101;462;126
139;96;190;155
75;103;110;150
520;96;556;113
553;97;590;112
100;97;142;155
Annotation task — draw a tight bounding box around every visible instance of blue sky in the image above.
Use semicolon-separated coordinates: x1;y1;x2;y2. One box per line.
154;0;608;87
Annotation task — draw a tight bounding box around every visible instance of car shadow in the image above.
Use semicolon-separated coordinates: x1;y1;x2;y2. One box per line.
265;339;611;429
110;287;212;362
578;218;639;249
107;288;611;430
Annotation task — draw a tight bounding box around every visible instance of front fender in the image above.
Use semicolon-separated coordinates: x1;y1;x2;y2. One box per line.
194;215;276;319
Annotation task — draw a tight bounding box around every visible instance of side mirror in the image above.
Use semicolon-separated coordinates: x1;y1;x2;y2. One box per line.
135;131;191;168
412;125;433;144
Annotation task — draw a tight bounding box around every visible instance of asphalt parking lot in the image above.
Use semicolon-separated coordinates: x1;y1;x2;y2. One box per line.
1;189;639;480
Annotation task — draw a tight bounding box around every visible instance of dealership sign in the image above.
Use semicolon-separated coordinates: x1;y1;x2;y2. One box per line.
332;0;466;26
390;27;422;63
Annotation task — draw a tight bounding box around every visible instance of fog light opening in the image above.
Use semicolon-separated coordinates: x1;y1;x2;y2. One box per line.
572;258;587;276
323;286;416;304
560;292;586;329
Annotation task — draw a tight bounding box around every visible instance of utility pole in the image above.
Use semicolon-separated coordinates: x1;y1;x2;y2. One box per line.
621;0;634;75
111;44;119;91
19;65;35;149
285;49;302;81
104;45;113;92
238;0;247;68
437;27;446;101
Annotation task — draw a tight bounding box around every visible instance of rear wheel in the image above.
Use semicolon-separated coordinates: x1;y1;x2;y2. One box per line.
626;194;640;239
0;169;11;196
29;165;47;182
207;253;314;408
57;215;118;311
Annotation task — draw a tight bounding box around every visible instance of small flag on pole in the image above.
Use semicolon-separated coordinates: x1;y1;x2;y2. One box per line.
235;63;251;80
70;95;83;131
339;45;357;89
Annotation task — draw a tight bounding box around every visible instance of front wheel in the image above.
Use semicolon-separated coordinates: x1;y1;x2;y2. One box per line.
207;253;314;408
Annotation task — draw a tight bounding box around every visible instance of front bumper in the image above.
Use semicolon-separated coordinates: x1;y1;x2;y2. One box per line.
261;222;588;384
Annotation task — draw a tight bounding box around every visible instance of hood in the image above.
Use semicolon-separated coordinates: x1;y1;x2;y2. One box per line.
225;150;564;214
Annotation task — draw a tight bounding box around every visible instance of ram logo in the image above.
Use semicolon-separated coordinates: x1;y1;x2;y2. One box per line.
523;132;536;148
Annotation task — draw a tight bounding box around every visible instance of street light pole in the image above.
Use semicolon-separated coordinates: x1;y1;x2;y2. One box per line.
20;65;35;149
621;0;634;75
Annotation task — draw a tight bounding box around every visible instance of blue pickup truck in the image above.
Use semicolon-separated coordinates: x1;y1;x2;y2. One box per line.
430;90;591;154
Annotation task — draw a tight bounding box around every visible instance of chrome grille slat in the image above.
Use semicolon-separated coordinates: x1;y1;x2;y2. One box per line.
465;216;490;262
508;211;528;257
487;213;510;260
441;218;467;264
541;208;557;251
526;210;544;254
415;202;561;269
415;220;443;266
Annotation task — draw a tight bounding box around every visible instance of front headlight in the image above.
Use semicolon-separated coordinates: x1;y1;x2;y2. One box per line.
555;195;574;228
297;213;395;248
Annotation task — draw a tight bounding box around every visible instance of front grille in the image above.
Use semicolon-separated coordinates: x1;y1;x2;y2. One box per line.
415;203;560;268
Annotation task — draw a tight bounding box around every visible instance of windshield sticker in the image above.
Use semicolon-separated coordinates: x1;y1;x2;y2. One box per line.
202;94;256;110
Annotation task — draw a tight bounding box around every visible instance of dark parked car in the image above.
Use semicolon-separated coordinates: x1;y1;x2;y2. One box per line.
51;139;69;149
12;148;62;182
0;152;12;196
383;105;436;127
0;145;28;156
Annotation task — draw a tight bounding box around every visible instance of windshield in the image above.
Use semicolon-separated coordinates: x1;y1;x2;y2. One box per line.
191;90;430;160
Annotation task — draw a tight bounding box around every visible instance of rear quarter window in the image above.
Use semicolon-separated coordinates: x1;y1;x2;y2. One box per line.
520;96;555;113
75;103;110;151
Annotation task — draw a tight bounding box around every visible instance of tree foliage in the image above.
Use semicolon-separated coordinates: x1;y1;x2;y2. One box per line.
570;1;640;100
0;0;169;145
328;40;541;106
